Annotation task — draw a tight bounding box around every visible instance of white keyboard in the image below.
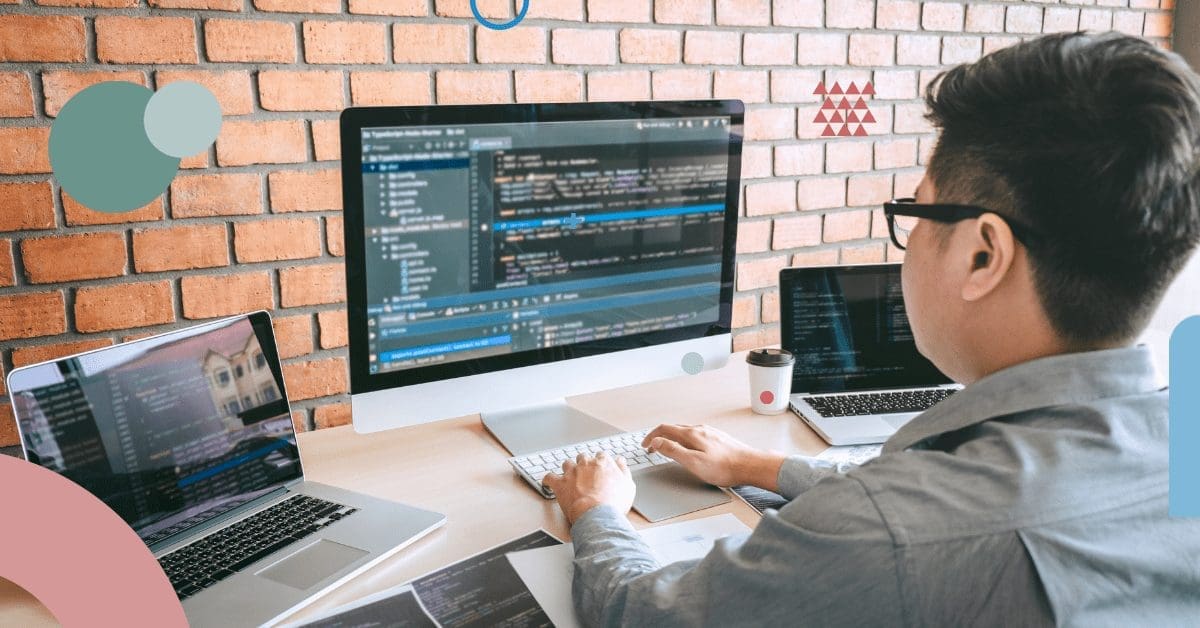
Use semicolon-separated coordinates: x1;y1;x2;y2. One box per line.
508;429;673;499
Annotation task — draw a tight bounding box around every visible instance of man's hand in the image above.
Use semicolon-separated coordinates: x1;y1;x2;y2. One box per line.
543;451;636;525
642;424;786;491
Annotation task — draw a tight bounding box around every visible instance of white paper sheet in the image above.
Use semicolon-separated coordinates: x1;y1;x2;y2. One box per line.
506;513;751;628
815;443;883;466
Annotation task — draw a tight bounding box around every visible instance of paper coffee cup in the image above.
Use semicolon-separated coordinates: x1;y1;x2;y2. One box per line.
746;348;795;415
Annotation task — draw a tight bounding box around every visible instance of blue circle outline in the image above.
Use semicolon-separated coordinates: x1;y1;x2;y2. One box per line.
471;0;531;30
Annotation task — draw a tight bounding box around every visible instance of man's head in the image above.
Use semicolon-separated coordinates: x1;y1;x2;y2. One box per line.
901;32;1200;382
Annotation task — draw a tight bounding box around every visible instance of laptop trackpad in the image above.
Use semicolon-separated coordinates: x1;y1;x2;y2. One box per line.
632;463;731;523
882;413;917;430
258;539;368;590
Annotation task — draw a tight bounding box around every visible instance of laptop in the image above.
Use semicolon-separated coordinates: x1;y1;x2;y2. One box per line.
6;312;445;627
781;264;961;445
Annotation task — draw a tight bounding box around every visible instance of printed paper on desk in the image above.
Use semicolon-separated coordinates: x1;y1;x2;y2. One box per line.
506;513;752;628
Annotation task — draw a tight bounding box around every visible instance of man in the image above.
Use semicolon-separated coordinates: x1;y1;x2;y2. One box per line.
543;32;1200;626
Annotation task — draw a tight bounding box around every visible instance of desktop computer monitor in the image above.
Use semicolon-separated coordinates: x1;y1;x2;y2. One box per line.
340;100;743;440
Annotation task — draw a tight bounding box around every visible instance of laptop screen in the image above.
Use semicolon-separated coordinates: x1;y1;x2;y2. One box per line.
780;265;952;394
6;313;299;546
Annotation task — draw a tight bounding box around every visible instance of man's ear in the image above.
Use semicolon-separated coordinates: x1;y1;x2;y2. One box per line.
960;213;1017;302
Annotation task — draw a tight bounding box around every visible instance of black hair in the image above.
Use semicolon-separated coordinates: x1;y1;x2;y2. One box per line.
924;32;1200;345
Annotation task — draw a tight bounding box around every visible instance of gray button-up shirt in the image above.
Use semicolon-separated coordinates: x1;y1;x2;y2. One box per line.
569;346;1200;626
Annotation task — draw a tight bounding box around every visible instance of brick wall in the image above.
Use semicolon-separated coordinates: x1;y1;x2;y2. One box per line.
0;0;1177;443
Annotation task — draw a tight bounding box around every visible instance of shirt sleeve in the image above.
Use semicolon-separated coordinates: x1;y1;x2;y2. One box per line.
568;472;903;627
775;454;855;499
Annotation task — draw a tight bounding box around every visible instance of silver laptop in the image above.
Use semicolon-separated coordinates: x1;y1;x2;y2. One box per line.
781;264;961;445
6;312;445;627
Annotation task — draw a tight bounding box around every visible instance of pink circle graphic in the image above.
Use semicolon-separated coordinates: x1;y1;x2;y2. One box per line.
759;390;774;405
0;455;186;626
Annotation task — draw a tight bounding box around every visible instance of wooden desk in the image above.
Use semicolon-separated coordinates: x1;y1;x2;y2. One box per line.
1;353;828;625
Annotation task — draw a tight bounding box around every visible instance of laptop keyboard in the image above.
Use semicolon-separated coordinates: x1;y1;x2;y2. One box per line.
158;494;357;600
802;389;955;417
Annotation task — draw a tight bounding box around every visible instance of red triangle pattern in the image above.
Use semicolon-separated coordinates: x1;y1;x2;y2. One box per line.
813;81;826;95
837;124;852;136
846;111;859;123
813;110;827;123
846;82;860;95
830;81;844;95
810;79;877;136
821;124;836;137
829;111;843;123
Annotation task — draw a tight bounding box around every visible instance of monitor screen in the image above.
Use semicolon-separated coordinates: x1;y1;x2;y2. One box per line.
781;265;953;394
342;102;742;392
7;313;298;546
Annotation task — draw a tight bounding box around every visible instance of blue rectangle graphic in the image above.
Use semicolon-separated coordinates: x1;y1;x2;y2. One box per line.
1170;316;1200;517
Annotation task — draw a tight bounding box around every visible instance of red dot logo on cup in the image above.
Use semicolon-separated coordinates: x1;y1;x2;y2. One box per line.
759;390;774;405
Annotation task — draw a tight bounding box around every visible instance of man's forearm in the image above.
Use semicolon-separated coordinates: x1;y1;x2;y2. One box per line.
733;450;787;492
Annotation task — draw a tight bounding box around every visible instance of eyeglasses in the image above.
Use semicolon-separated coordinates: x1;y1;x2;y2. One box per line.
882;197;1044;251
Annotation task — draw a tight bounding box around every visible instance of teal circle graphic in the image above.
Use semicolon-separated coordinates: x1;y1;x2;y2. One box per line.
49;81;179;214
471;0;530;30
144;81;222;158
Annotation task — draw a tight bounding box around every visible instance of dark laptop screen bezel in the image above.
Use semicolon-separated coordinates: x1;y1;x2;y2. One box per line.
779;264;953;394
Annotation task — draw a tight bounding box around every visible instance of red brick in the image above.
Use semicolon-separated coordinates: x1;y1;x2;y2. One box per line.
827;0;874;28
736;219;772;254
769;69;822;103
716;0;769;25
95;16;197;64
825;141;872;173
0;72;33;117
589;0;651;22
234;218;323;262
745;180;796;216
255;0;340;12
393;24;470;63
773;214;822;249
350;71;431;106
876;0;919;29
941;36;982;65
796;33;846;66
791;248;840;266
774;0;822;26
797;176;846;210
268;169;342;212
21;232;126;283
894;170;923;201
1113;11;1145;37
874;138;918;170
923;1;964;30
849;34;894;66
847;173;893;206
732;327;780;353
0;127;51;174
259;71;343;112
516;71;583;103
180;273;273;319
216;120;307;166
75;282;173;332
0;240;11;287
1044;7;1080;33
171;172;263;218
553;29;617;65
42;70;146;118
477;25;547;64
736;255;788;290
435;0;510;18
1005;5;1043;33
824;210;871;242
684;30;741;65
205;19;297;63
965;3;1003;32
842;241;886;264
897;34;940;65
1144;12;1172;37
132;224;229;272
655;0;713;24
761;290;780;324
326;216;344;256
304;21;387;64
745;107;794;141
0;404;17;448
11;338;114;368
314;402;352;429
652;69;710;99
280;263;346;307
148;0;241;9
740;145;770;179
283;358;348;401
732;292;757;328
0;182;55;232
0;292;64;340
312;120;341;162
37;0;136;6
744;32;795;65
350;0;426;15
529;0;585;20
157;70;253;117
291;410;310;433
1079;9;1113;31
273;314;314;359
587;70;651;101
0;16;85;62
620;29;681;64
317;309;348;349
872;69;917;100
435;71;511;104
775;143;823;176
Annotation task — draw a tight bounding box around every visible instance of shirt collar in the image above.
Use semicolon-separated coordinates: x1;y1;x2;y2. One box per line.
883;345;1166;453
